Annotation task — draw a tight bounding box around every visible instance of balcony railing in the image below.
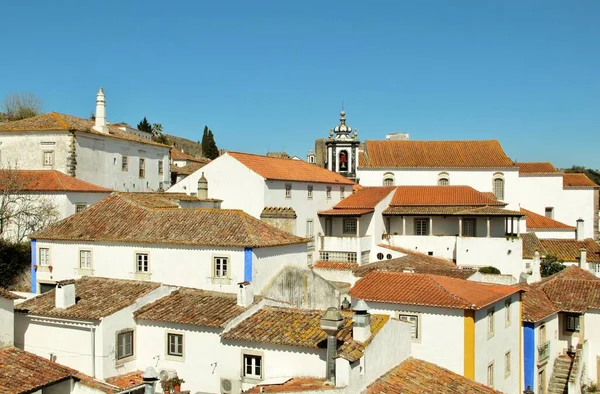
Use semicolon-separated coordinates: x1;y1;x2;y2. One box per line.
538;341;550;362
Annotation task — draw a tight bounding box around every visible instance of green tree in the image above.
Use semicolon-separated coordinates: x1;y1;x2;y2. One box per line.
137;117;152;133
541;254;566;277
478;266;501;274
204;129;219;159
201;125;209;156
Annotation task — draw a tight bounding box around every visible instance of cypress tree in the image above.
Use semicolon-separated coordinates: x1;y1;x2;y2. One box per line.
137;117;152;133
201;125;209;156
205;130;219;159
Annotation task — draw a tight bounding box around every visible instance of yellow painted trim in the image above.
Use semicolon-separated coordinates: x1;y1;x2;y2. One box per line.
464;309;475;379
519;294;523;393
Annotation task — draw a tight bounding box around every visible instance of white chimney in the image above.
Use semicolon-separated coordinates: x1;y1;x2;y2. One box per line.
576;219;585;241
55;280;76;309
579;248;587;269
237;281;254;307
352;299;371;342
197;172;208;200
530;250;542;283
93;88;108;134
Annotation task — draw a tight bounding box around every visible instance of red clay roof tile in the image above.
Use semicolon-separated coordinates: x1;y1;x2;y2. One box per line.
538;239;600;263
389;186;506;206
0;170;112;193
517;284;559;323
533;266;600;313
360;140;514;168
335;186;396;209
521;208;575;230
517;162;558;174
563;173;598;188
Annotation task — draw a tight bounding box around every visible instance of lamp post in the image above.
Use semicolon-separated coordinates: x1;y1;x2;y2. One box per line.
320;307;344;386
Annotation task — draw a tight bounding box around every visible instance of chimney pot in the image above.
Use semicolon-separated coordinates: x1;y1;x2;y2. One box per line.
237;281;254;307
576;219;585;241
352;300;371;342
197;172;208;200
93;88;108;134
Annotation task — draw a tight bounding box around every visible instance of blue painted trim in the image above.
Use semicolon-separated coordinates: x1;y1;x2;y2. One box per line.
524;322;535;391
244;248;253;282
31;239;37;293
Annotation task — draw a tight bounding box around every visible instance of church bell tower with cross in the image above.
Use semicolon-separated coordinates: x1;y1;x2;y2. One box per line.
325;109;360;182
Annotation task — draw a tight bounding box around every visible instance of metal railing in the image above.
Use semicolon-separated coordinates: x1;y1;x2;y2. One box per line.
538;341;550;361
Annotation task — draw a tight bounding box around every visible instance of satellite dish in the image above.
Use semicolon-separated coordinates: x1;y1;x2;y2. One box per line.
159;370;170;382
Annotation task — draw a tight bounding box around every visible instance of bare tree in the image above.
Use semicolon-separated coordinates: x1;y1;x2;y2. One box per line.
0;165;59;243
1;93;43;121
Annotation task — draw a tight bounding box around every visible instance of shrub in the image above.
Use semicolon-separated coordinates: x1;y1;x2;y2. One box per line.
478;266;501;274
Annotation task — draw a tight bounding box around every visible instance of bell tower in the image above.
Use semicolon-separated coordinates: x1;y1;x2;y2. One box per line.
325;110;360;181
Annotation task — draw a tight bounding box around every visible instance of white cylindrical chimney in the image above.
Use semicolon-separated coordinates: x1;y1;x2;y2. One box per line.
55;280;76;309
197;172;208;199
576;219;585;241
530;251;542;283
93;88;108;133
579;248;587;269
352;299;371;342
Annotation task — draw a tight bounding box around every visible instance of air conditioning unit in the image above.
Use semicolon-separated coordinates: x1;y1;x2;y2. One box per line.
220;377;241;394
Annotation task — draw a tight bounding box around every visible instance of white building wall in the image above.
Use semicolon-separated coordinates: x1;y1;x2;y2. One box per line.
252;244;307;294
167;154;266;217
474;295;521;393
358;168;520;209
534;314;560;392
64;192;111;215
0;132;71;171
365;301;465;376
533;229;575;240
33;240;246;294
0;297;15;347
583;309;600;383
74;133;170;192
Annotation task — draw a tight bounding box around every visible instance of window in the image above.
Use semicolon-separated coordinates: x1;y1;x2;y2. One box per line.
243;354;262;379
167;333;183;357
340;187;345;200
122;155;128;171
136;253;149;273
214;257;228;278
324;218;332;236
343;218;357;235
463;218;476;237
566;314;580;332
307;185;313;199
487;308;495;337
326;186;331;199
285;184;292;198
158;160;164;175
504;351;511;377
545;207;554;219
116;330;134;360
398;313;419;339
505;299;511;326
139;158;145;178
383;172;394;186
75;203;87;213
487;362;494;387
40;283;55;294
306;219;314;239
39;248;50;266
79;250;92;270
415;218;429;236
493;175;504;200
438;178;449;186
43;151;54;167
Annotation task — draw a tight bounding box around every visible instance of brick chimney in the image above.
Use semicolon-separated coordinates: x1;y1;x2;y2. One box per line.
576;219;585;241
55;280;76;309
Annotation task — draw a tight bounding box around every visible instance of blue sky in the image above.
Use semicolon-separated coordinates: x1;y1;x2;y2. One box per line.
1;1;598;168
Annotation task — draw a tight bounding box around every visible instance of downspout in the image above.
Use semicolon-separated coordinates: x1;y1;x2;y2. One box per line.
91;326;96;378
30;239;37;293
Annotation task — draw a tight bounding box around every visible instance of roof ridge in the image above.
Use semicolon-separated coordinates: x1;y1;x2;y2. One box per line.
425;275;474;308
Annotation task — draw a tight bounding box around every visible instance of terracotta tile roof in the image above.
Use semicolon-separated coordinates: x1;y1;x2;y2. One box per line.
105;371;144;389
521;208;575;230
354;247;474;280
15;276;161;320
0;347;119;394
261;207;297;219
350;272;519;310
31;193;306;248
0;170;112;193
318;208;374;216
170;148;209;163
228;152;355;185
563;173;598;188
222;307;388;362
389;186;506;207
383;205;521;216
517;162;559;175
246;377;333;393
360;140;514;168
336;187;396;209
115;192;220;208
521;233;544;259
517;284;559;323
0;287;23;300
538;239;600;263
534;266;600;313
134;288;255;327
366;357;503;394
170;161;208;176
313;261;359;270
0;112;168;147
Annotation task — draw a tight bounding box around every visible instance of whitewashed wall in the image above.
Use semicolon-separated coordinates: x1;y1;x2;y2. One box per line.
0;297;14;347
367;301;464;375
583;309;600;383
532;229;575;240
74;133;170;192
358;168;520;209
0;132;70;170
534;314;559;391
473;295;521;393
252;244;308;294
